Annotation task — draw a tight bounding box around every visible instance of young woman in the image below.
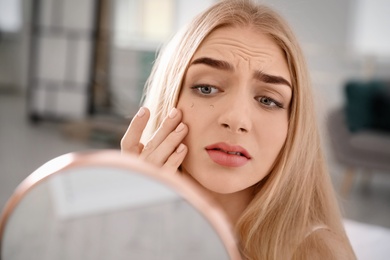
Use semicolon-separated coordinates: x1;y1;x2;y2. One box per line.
121;0;356;259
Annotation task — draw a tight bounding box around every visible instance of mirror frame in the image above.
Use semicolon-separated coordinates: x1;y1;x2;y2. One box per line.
0;150;242;259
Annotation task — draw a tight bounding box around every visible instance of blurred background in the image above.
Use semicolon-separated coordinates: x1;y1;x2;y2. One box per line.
0;0;389;249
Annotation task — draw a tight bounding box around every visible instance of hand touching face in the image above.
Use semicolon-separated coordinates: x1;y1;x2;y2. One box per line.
121;107;188;174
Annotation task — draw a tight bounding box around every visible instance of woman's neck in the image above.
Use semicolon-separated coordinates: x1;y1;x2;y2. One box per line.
208;187;255;226
179;171;255;226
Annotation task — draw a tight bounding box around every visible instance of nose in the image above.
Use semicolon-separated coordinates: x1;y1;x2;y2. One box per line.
217;95;252;134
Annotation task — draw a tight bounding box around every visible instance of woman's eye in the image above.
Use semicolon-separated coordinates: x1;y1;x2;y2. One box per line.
257;96;283;108
192;85;219;95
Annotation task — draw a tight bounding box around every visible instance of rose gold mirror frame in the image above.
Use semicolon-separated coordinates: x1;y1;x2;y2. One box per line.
0;150;242;259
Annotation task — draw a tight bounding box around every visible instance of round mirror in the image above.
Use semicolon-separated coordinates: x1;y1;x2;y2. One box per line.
0;150;241;260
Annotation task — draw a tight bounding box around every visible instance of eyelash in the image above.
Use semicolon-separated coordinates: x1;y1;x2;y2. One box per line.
191;84;284;109
255;96;284;109
191;84;219;95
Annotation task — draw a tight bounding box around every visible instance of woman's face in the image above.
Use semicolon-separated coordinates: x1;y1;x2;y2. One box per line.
177;26;292;195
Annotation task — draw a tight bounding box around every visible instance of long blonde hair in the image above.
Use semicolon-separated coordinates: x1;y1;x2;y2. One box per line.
141;0;355;259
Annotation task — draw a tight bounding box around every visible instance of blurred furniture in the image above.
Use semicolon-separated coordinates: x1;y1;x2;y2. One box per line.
27;0;98;121
327;80;390;196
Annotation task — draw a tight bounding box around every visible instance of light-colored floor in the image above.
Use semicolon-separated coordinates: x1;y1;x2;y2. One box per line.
1;93;390;227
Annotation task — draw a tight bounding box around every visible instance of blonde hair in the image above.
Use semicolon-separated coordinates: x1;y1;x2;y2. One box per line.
141;0;355;259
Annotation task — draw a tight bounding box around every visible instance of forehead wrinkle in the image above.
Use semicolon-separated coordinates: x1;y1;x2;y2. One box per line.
195;27;290;81
230;48;274;64
202;41;276;68
206;36;276;55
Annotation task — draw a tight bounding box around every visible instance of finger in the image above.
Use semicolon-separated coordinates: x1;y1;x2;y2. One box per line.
141;107;182;156
121;107;150;154
143;122;188;165
137;143;144;154
161;143;188;174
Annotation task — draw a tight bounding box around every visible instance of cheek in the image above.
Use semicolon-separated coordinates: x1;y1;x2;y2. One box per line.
273;119;288;144
255;115;289;152
273;122;289;155
177;100;216;148
177;100;217;129
176;99;195;125
177;101;197;153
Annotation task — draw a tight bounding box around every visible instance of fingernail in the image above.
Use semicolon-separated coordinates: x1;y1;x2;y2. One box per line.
137;107;145;117
169;108;177;118
175;123;185;132
176;143;186;153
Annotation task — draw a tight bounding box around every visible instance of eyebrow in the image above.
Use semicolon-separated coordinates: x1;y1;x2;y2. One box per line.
191;57;234;71
253;70;292;88
190;57;292;88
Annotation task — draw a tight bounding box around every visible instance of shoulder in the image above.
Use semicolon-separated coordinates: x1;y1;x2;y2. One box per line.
292;227;356;260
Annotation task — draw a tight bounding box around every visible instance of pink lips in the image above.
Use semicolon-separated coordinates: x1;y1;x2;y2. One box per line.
205;142;251;167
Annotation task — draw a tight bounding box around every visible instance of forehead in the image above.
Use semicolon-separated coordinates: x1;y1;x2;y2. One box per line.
194;25;284;60
190;25;291;83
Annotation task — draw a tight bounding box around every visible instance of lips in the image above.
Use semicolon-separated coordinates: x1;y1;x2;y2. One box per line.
205;142;251;167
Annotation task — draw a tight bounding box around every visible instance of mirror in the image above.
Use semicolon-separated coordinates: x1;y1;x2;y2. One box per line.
0;150;241;260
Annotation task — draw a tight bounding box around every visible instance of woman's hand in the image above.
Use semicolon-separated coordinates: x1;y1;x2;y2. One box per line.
121;107;188;174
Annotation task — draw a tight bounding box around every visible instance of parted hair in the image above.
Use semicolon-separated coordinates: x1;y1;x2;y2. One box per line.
141;0;355;259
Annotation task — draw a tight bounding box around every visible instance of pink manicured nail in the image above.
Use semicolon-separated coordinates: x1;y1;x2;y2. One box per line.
169;108;177;118
137;107;145;117
176;143;186;153
175;123;185;132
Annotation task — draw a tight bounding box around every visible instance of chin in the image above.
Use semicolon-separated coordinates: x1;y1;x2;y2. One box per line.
181;165;252;195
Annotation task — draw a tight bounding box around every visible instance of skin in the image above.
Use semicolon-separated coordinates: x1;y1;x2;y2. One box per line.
121;25;292;225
